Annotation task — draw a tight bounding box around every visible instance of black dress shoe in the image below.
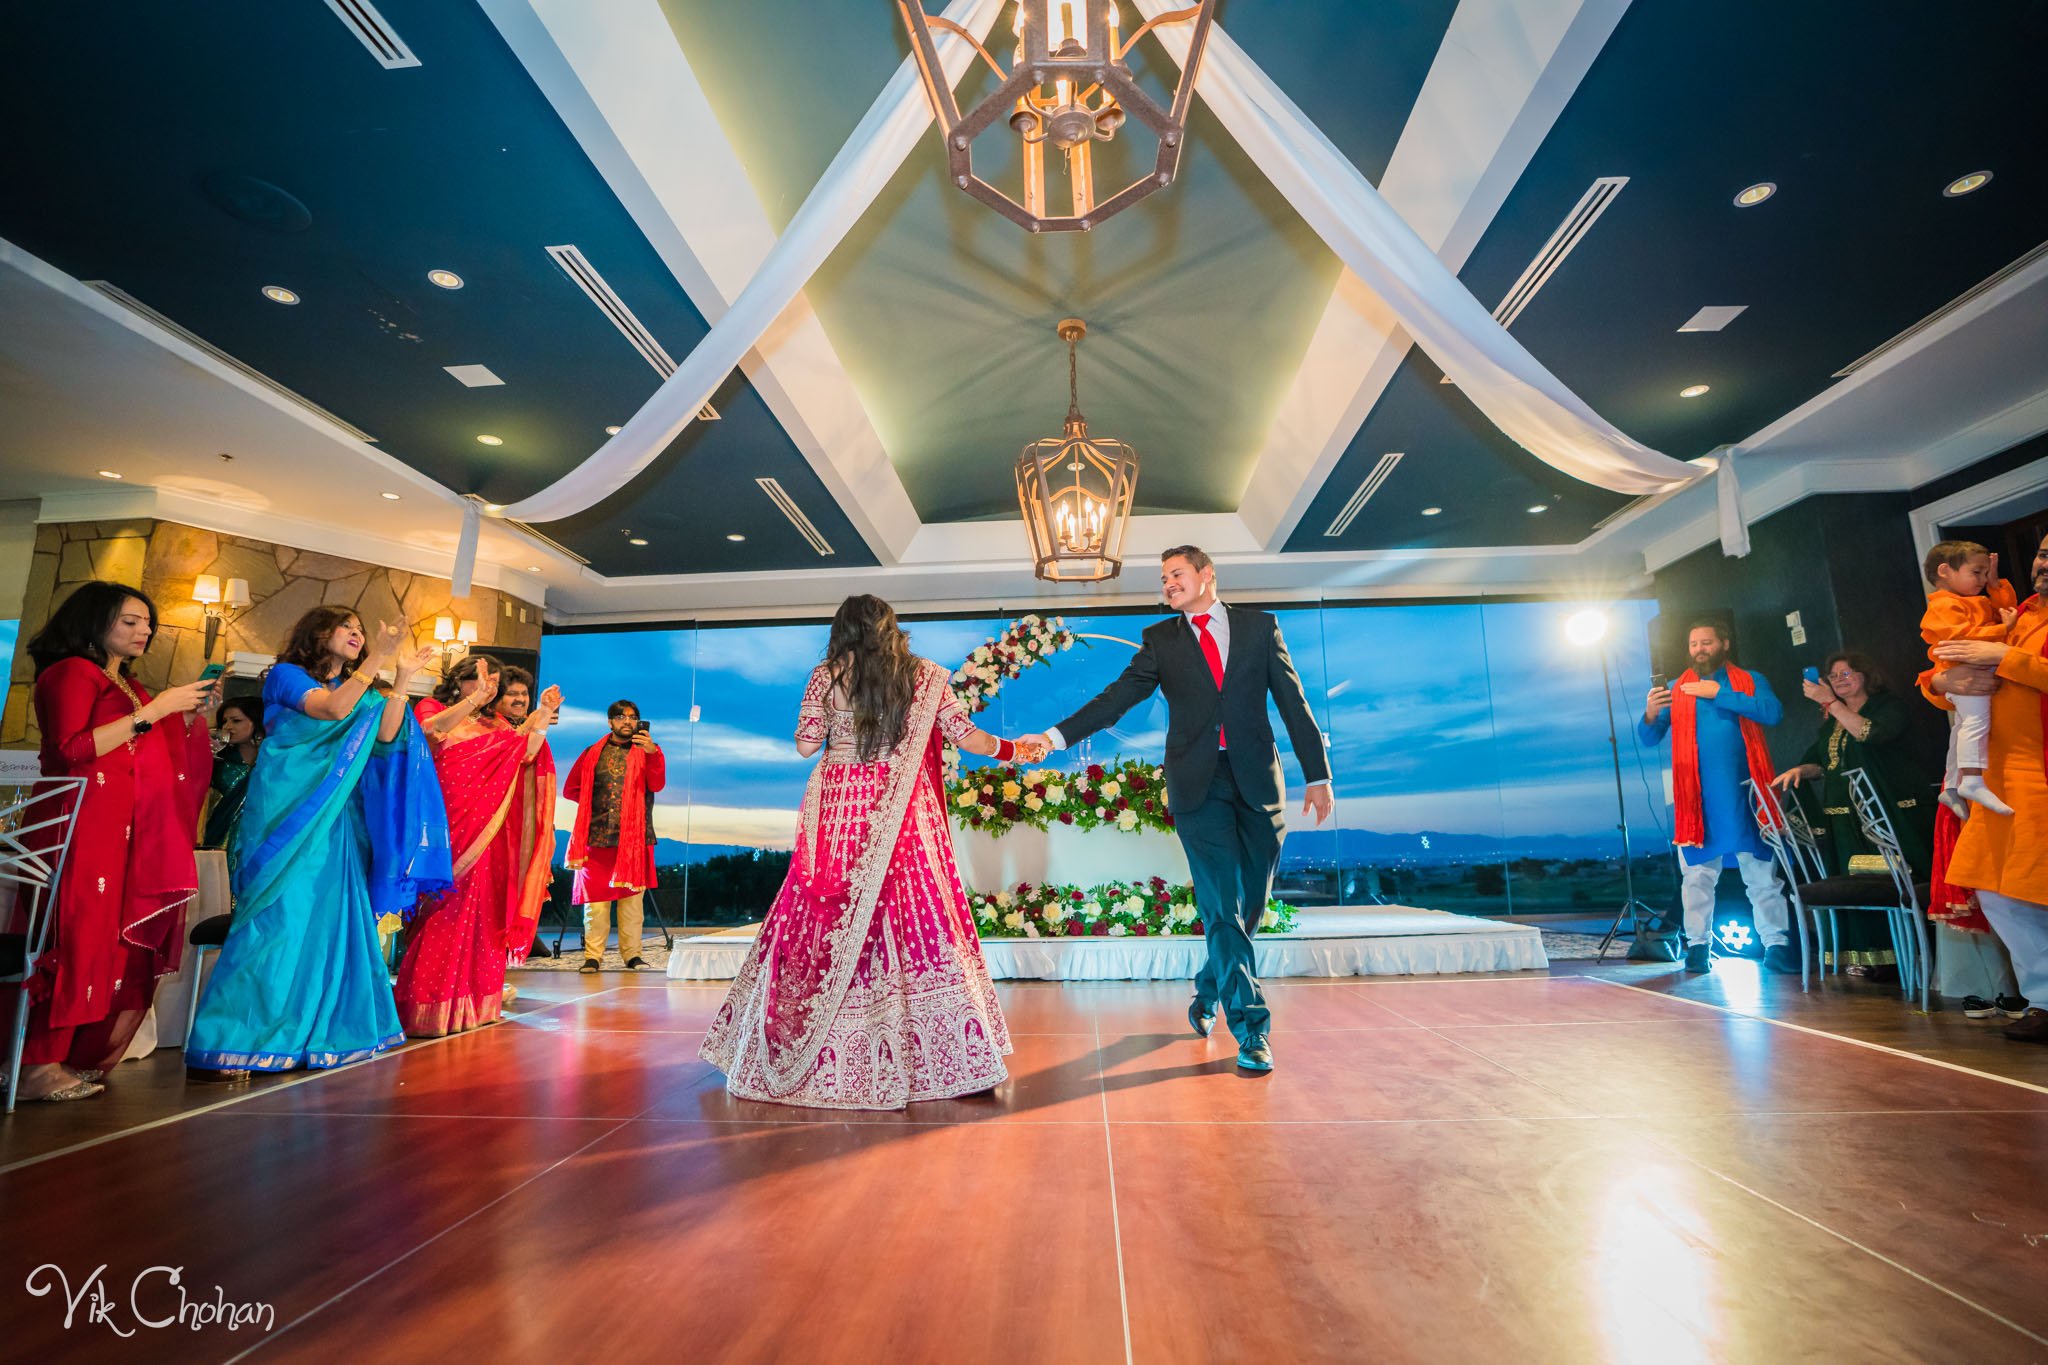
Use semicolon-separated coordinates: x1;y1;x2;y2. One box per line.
1683;943;1712;973
579;959;601;974
1236;1035;1274;1073
2003;1009;2048;1044
1188;999;1216;1038
1762;943;1801;975
623;956;646;970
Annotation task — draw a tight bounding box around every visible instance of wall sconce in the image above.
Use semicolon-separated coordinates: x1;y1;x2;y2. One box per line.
192;574;251;658
433;615;478;675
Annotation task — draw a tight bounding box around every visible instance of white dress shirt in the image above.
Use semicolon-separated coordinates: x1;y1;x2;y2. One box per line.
1043;599;1329;789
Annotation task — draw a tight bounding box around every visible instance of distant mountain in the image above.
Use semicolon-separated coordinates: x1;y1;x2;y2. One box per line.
1278;828;1631;867
551;831;770;867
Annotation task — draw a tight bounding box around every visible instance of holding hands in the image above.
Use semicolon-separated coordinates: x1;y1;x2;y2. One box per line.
1013;734;1051;763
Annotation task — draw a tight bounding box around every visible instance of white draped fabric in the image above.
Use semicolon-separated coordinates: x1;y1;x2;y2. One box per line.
1132;0;1702;499
497;0;1006;525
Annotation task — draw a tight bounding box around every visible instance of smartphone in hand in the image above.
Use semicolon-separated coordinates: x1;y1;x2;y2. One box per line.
1803;666;1821;684
199;662;227;682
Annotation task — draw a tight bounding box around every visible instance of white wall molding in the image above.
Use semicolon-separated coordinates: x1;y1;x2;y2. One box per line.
1908;451;2048;559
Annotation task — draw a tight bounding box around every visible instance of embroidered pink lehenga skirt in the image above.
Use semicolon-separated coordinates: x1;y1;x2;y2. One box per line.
701;748;1012;1109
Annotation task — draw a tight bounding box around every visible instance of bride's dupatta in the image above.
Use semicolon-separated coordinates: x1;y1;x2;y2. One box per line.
747;662;949;1095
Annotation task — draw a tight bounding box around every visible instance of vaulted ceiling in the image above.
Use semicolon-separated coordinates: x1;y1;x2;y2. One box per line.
1;0;2044;620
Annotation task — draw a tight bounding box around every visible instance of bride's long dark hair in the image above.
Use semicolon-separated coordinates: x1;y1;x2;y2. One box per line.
824;594;920;762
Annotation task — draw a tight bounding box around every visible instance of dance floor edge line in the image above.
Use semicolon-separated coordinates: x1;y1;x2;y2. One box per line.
1588;977;2048;1097
1093;1015;1137;1365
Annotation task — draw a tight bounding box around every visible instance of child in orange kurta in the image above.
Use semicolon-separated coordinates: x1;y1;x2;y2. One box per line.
1921;540;2019;816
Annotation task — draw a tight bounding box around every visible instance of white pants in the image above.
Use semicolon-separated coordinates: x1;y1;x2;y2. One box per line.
1945;694;1992;784
1976;891;2048;1004
1935;923;2019;1001
1680;850;1791;948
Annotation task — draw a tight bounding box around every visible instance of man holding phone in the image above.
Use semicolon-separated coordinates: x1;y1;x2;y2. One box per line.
561;699;666;972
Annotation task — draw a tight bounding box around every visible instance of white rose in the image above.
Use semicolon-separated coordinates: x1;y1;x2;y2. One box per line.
1003;911;1024;930
1108;923;1128;937
1045;784;1067;802
996;891;1012;908
1122;895;1145;914
1024;922;1040;938
1117;810;1139;831
1081;901;1102;920
1260;909;1279;928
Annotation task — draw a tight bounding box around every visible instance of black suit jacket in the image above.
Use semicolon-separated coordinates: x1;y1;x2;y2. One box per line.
1053;605;1331;815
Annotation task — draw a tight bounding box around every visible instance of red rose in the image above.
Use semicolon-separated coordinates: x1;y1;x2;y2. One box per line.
1016;882;1031;895
1115;796;1129;810
980;791;996;806
1091;921;1109;936
1142;800;1154;813
1058;812;1074;825
1130;774;1147;791
1032;783;1047;798
1192;920;1205;935
1071;890;1084;901
1165;814;1175;827
1133;924;1149;936
1086;763;1105;781
1082;791;1099;806
1065;921;1083;936
1150;877;1166;888
1002;802;1019;818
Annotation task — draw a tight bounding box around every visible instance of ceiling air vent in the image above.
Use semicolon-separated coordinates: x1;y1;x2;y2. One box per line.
1444;176;1627;386
546;244;679;378
324;0;421;69
1832;238;2048;378
84;281;379;444
756;478;834;556
1323;452;1403;537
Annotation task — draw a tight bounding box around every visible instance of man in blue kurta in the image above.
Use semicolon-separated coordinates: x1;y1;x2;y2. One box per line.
1638;621;1797;975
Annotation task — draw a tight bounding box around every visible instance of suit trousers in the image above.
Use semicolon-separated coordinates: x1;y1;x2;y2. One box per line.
1176;756;1283;1041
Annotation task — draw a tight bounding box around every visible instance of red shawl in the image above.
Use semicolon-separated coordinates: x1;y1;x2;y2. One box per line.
415;701;556;964
1927;592;2045;932
564;739;657;893
1670;662;1779;848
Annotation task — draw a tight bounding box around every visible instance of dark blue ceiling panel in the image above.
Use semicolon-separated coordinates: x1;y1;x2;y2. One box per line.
0;0;873;576
1292;0;2048;553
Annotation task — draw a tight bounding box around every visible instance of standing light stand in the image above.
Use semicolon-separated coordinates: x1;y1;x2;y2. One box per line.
1565;610;1662;961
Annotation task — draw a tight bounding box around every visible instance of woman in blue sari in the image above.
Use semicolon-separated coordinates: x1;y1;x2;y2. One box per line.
186;607;452;1078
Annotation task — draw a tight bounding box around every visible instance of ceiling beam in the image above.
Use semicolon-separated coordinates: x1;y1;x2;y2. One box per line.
475;0;924;562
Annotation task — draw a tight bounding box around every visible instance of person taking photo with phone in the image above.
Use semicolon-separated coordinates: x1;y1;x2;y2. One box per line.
562;699;666;972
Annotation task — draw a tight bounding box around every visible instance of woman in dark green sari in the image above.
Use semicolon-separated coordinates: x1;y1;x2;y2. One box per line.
1772;651;1937;973
202;696;264;849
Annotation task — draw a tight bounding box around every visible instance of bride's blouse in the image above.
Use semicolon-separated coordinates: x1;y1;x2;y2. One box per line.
796;660;980;764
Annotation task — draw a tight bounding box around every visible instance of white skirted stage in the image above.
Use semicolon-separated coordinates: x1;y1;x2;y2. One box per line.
665;905;1547;982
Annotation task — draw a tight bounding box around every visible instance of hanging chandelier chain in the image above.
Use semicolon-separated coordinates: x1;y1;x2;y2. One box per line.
1067;333;1082;423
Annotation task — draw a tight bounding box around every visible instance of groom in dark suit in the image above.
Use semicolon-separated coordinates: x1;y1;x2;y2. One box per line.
1023;546;1332;1072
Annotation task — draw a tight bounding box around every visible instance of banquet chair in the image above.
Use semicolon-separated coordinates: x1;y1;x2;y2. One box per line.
0;778;89;1113
180;848;234;1049
1746;778;1830;988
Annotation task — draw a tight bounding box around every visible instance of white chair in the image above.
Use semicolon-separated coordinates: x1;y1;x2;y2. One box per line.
1746;777;1829;987
1840;767;1933;1012
0;778;90;1113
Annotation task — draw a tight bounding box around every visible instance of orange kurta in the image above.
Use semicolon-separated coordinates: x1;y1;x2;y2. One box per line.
1921;580;2019;663
1939;598;2048;903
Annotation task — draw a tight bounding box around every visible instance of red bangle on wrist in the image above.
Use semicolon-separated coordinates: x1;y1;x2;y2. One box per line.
995;739;1016;762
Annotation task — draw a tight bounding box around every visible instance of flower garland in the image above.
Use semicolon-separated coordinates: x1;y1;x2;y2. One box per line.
967;877;1300;939
949;613;1078;714
950;757;1173;836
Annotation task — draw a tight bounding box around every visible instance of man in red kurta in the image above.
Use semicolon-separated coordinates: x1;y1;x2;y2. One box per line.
1927;536;2048;1042
562;699;665;972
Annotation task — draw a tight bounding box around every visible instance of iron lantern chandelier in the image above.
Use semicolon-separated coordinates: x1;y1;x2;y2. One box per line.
897;0;1217;233
1016;319;1138;582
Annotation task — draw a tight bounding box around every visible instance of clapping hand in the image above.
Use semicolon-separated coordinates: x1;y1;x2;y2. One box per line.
468;661;501;709
392;644;436;685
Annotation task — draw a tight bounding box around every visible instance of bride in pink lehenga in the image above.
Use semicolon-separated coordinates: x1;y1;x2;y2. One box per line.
702;595;1034;1109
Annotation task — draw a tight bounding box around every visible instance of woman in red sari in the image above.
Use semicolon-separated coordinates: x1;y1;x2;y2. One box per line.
392;657;560;1036
13;582;214;1103
702;595;1032;1109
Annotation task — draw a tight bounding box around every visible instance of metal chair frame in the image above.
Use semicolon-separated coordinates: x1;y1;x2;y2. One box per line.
1746;777;1829;987
0;779;90;1113
1842;767;1933;1012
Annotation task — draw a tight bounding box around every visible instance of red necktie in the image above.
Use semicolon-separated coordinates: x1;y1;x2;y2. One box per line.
1192;612;1224;748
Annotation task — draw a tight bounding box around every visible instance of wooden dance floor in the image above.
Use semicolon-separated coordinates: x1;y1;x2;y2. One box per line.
7;971;2048;1362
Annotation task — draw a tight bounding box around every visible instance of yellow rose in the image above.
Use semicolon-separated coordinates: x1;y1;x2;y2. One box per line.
956;790;978;808
1002;780;1022;801
1025;795;1044;811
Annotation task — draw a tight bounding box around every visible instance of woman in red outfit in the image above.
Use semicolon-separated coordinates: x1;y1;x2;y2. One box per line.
14;582;214;1102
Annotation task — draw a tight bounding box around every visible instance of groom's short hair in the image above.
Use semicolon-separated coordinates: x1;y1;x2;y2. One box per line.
1161;544;1212;573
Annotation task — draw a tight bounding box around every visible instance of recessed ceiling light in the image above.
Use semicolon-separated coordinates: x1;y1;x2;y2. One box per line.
427;269;464;289
1733;182;1775;207
97;469;123;480
628;537;649;546
261;285;300;305
1943;171;1992;198
1679;384;1711;398
1419;507;1442;517
1526;504;1549;514
475;434;503;446
526;564;541;572
380;491;402;500
604;425;622;436
726;533;746;542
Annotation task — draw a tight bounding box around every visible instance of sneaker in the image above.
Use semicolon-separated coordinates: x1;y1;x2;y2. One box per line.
1998;994;2031;1020
1762;943;1801;975
579;959;601;974
2001;1009;2048;1044
1963;995;2001;1019
1683;943;1711;974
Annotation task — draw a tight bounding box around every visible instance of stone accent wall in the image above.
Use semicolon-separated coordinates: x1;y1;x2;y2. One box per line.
3;518;543;747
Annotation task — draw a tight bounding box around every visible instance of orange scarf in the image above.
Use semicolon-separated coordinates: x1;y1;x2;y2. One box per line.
1669;663;1779;848
565;739;654;892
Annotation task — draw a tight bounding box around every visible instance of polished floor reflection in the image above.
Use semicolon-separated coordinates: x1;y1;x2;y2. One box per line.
5;974;2047;1363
